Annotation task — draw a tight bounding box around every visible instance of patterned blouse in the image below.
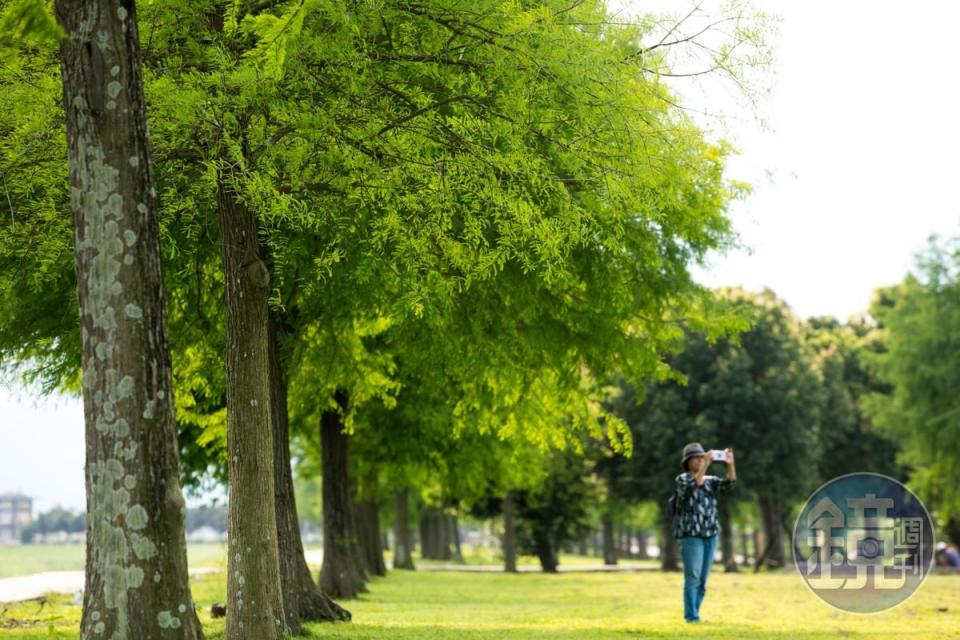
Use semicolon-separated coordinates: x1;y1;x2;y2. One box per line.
673;472;737;539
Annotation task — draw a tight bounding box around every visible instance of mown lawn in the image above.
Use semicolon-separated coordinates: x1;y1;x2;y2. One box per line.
0;543;657;579
0;544;230;579
1;567;958;639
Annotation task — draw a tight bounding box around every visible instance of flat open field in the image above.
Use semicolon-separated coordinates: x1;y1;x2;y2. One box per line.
1;564;957;639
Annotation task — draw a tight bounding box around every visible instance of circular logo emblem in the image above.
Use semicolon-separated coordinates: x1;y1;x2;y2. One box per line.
792;472;935;613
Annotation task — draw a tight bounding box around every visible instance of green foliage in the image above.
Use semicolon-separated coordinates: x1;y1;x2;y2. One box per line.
862;234;960;520
0;0;63;59
608;287;821;520
0;0;768;497
514;449;594;569
802;315;901;481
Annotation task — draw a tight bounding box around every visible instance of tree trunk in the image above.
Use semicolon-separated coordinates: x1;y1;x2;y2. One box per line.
602;516;617;565
754;526;765;568
393;489;415;570
319;391;368;598
660;522;680;571
355;500;386;577
636;530;649;559
57;2;202;636
267;317;349;625
420;511;450;561
436;512;451;561
533;529;558;573
741;527;751;567
577;536;588;556
450;514;464;563
503;492;517;573
756;493;785;570
782;512;795;564
418;513;432;559
217;173;286;639
720;498;739;572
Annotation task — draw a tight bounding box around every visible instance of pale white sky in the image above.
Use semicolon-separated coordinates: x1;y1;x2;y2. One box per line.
3;0;959;514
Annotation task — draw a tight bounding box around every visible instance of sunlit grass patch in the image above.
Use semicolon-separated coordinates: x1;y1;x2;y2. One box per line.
1;567;957;639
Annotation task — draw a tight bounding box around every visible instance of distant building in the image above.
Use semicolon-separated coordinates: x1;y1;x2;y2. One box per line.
0;493;33;543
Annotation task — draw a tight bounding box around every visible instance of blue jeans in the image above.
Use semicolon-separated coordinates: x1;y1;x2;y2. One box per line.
679;533;718;622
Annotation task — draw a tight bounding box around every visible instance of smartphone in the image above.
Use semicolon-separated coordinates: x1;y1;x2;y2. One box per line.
711;450;727;462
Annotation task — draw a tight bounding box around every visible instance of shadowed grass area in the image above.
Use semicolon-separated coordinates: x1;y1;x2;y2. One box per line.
1;567;957;638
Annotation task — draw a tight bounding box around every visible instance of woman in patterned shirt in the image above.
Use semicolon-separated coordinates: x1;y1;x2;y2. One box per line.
674;442;737;623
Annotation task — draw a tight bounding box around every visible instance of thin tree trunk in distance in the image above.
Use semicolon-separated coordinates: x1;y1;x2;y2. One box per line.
660;522;680;571
636;530;649;559
268;316;349;625
503;492;517;573
720;499;739;572
393;489;415;570
602;516;617;566
355;500;386;577
450;514;464;563
757;494;785;569
319;391;367;598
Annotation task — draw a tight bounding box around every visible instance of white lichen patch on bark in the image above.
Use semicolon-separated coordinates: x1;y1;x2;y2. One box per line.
157;610;182;629
70;94;160;636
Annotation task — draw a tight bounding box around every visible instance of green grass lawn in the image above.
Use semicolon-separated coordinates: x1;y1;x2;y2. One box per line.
0;544;230;579
0;543;654;579
1;567;958;639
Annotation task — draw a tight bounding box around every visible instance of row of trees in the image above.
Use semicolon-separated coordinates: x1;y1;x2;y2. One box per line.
0;1;774;639
352;277;957;576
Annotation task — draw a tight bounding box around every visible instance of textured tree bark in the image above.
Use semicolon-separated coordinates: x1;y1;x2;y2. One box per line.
56;0;202;636
660;522;680;571
502;492;517;573
602;516;617;566
392;489;415;570
217;179;285;640
719;499;739;572
267;317;349;625
319;391;368;599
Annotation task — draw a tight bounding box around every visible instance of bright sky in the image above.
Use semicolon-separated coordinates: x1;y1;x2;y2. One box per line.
3;0;959;514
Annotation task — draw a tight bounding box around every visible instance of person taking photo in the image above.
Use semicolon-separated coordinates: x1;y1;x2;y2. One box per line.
674;442;737;623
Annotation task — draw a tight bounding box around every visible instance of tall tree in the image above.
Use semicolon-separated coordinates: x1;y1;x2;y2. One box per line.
863;235;960;521
217;171;286;639
54;0;202;635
